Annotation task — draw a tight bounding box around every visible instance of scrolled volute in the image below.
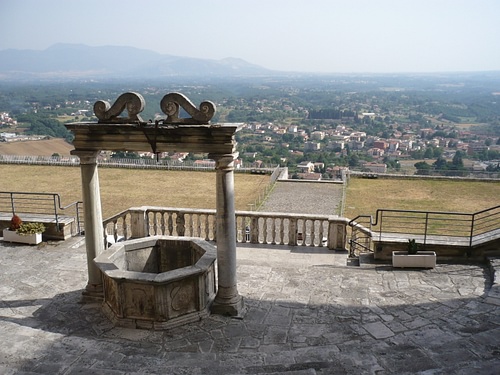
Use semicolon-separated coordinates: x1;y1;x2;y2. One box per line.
160;92;216;124
94;92;145;123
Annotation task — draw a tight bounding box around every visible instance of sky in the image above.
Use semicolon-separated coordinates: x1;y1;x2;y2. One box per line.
1;0;499;74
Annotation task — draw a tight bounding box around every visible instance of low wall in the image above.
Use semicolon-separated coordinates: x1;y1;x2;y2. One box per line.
373;237;500;261
0;213;75;240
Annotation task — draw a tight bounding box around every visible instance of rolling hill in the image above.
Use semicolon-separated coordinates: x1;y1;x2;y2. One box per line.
0;44;273;81
0;138;74;156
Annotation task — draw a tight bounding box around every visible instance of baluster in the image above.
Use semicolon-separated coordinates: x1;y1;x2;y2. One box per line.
177;212;185;236
167;213;174;235
152;212;156;236
204;214;210;241
184;213;190;236
318;220;324;247
146;212;155;236
187;213;193;237
190;213;195;237
160;212;166;236
111;219;118;243
251;216;259;244
243;216;250;243
212;214;217;241
196;213;202;238
150;212;157;235
279;218;285;245
271;217;277;245
289;217;297;246
262;218;268;244
145;212;151;236
310;219;316;247
298;219;305;245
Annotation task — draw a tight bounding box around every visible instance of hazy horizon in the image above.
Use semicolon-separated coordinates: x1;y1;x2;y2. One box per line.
1;0;499;74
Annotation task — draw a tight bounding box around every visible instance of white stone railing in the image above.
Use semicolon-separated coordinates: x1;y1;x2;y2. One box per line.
103;206;349;250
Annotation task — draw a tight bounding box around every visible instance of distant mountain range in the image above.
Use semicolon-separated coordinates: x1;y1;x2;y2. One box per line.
0;43;274;80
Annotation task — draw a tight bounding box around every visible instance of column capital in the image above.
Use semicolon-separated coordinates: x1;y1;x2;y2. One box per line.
209;152;239;170
71;150;100;165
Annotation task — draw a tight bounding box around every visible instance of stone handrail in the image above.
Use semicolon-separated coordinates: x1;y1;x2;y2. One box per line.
103;206;349;250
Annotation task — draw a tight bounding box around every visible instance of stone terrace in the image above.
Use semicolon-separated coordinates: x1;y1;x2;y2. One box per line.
0;236;499;374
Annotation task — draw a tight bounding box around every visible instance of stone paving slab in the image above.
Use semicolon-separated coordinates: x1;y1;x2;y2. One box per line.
0;237;499;374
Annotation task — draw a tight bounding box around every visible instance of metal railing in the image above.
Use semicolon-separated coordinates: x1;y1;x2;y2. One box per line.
0;191;83;234
348;205;500;256
102;206;349;250
347;215;373;258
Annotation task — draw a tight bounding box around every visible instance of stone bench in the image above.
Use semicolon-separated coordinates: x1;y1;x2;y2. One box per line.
0;212;77;241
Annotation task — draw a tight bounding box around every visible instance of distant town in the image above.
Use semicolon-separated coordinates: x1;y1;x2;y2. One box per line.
1;73;500;179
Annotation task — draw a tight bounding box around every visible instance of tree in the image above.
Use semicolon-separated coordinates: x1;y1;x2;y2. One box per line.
348;153;359;167
414;161;431;175
111;151;139;159
433;156;448;172
424;147;434;159
452;151;464;168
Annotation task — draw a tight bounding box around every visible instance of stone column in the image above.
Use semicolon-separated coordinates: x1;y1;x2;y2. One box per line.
72;150;104;299
209;152;244;316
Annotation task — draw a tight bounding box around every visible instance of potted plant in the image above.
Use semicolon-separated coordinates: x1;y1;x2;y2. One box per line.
3;214;45;245
407;238;419;255
392;239;436;268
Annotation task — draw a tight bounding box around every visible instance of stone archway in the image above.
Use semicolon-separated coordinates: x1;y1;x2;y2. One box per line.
65;92;243;316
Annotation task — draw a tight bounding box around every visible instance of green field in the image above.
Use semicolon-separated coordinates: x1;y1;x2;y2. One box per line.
344;177;500;218
0;165;271;219
1;164;499;219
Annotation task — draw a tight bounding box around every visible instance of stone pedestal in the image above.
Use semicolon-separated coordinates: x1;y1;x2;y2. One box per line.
72;150;104;299
328;217;348;250
209;153;244;316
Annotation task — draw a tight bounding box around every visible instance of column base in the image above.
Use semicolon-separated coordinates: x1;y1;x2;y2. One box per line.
81;283;104;302
211;293;245;317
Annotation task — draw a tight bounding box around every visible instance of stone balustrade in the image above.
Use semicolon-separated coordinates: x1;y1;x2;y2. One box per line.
103;206;349;251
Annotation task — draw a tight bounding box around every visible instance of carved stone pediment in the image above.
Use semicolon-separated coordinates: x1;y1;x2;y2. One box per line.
160;92;216;125
93;91;216;125
94;92;145;124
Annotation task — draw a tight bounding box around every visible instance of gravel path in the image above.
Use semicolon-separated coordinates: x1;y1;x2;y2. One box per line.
259;181;344;215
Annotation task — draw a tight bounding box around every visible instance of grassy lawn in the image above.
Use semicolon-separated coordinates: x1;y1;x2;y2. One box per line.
0;165;270;219
344;177;500;218
56;115;81;123
2;164;499;220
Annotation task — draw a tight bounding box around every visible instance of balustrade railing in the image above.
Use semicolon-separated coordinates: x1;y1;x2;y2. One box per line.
102;206;349;250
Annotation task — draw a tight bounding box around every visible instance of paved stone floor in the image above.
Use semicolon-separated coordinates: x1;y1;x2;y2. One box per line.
0;237;499;374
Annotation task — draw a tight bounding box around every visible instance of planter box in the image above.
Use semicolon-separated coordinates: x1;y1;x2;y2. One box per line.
392;251;436;268
3;228;42;245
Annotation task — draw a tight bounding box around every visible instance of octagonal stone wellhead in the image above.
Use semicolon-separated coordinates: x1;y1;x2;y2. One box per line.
94;236;217;330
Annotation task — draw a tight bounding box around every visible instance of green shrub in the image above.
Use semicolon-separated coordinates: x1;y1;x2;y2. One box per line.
407;239;419;255
16;222;46;235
